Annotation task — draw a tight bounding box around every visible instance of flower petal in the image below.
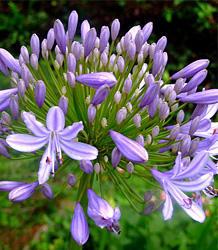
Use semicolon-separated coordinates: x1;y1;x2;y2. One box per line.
46;106;65;131
6;134;48;152
58;121;83;140
174;150;209;180
22;111;49;137
60;139;98;160
172;172;214;192
167;181;205;223
162;193;173;220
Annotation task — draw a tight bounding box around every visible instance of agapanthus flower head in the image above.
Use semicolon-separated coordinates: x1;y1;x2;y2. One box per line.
0;8;217;247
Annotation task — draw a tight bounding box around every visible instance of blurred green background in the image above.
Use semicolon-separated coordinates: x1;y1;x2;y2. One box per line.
0;0;217;250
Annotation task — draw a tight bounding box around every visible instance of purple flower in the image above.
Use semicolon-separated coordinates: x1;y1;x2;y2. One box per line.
151;151;213;222
9;182;39;202
171;59;209;80
76;72;117;89
6;106;98;184
68;10;78;41
87;189;121;234
40;183;54;199
109;130;148;163
71;202;89;246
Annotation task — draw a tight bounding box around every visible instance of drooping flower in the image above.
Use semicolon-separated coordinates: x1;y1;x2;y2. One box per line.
6;106;98;184
87;189;121;234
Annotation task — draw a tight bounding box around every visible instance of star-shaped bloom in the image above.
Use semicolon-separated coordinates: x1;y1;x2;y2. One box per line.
151;151;214;223
6;106;98;184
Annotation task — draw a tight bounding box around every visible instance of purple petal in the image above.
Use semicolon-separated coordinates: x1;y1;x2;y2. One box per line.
46;106;65;131
71;202;89;246
6;134;48;152
172;172;214;192
174;151;209;180
22;111;49;137
162;192;173;220
166;181;205;223
58;121;83;140
90;84;110;105
60;140;98;160
38;135;56;184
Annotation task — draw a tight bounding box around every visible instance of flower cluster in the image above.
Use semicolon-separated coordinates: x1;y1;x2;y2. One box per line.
0;9;217;246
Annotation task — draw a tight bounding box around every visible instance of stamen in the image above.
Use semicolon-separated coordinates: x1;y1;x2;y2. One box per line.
46;157;52;163
183;198;193;208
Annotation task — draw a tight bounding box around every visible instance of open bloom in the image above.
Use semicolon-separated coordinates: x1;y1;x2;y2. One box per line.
87;189;121;234
151;151;214;222
6;106;98;184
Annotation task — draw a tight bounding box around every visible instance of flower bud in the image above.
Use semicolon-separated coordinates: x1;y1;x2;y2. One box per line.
146;134;152;145
81;20;90;44
171;59;209;79
67;53;76;73
152;50;163;76
152;126;160;138
116;109;124;125
111;19;120;41
71;202;89;246
67;71;76;88
140;202;157;215
9;182;38;202
30;34;40;58
47;28;55;50
124;77;132;94
176;110;185;124
21;64;31;87
30;54;38;70
180;135;191;156
0;142;10;158
134;113;141;128
140;82;160;107
54;19;66;55
0;181;26;192
67;174;76;186
76;72;117;89
17;79;26;98
58;95;68;115
111;147;121;168
84;28;97;58
155;36;167;54
40;183;54;199
110;130;149;163
20;46;29;64
159;102;169;120
10;95;19;120
1;112;11;125
101;52;108;67
35;80;46;108
88;104;96;123
68;10;78;40
71;41;81;61
94;163;101;174
126;162;134;174
137;51;144;65
149;43;156;59
189;116;200;135
79;160;93;174
101;118;107;128
135;30;144;53
170;124;180;140
99;26;110;53
127;40;136;61
144;190;153;202
91;84;110;105
174;78;184;94
142;22;153;43
136;134;145;146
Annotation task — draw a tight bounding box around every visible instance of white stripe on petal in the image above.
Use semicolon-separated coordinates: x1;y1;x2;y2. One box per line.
46;106;65;131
